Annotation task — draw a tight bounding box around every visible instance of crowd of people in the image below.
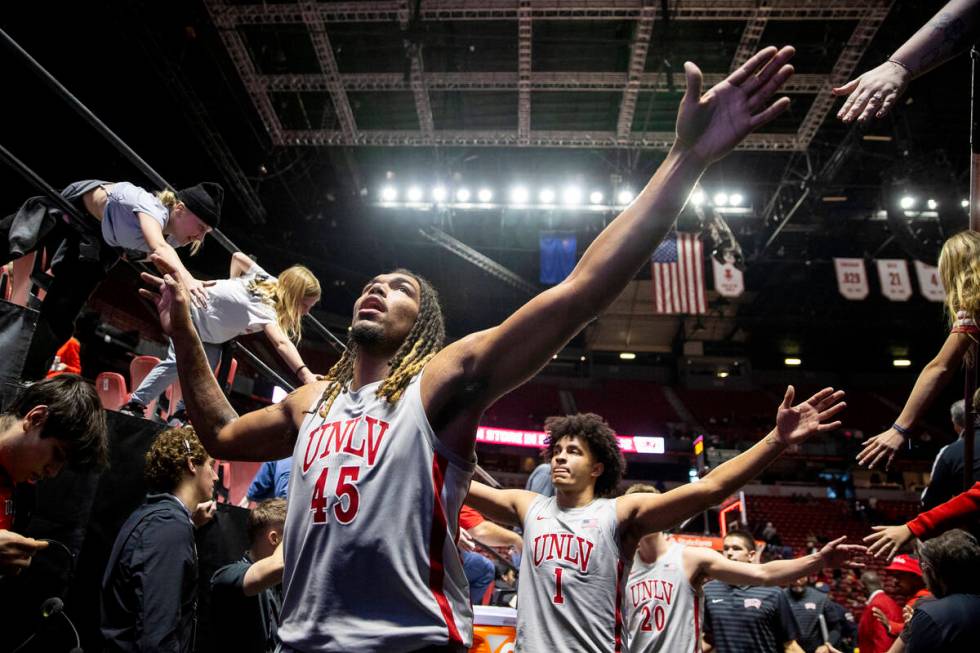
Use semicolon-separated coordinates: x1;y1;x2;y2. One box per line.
3;2;980;651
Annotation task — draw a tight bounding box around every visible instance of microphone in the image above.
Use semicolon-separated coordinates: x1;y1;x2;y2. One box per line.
11;597;83;652
41;597;64;618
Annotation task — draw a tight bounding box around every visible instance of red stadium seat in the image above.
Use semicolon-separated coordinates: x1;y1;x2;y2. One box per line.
129;355;161;417
95;372;129;411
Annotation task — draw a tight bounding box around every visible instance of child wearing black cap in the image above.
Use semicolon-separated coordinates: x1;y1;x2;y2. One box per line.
0;179;224;379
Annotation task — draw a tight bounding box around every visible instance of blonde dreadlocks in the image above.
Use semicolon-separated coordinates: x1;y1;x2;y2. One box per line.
314;269;445;417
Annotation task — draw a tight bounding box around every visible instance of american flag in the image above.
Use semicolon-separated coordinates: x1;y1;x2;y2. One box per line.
651;231;707;314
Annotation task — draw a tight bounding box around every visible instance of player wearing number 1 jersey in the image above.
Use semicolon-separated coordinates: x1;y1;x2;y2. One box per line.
621;485;866;653
467;383;847;653
144;45;801;653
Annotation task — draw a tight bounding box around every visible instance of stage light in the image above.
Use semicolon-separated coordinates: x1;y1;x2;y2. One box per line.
380;186;397;201
893;358;912;367
899;195;915;209
580;355;586;361
619;352;636;360
432;186;448;202
562;186;582;205
510;186;529;203
617;189;634;205
478;188;493;203
690;189;706;206
716;370;729;379
590;191;604;205
962;199;970;208
729;193;744;207
926;199;938;210
713;192;729;206
406;186;423;202
784;357;802;367
456;188;471;202
539;188;556;204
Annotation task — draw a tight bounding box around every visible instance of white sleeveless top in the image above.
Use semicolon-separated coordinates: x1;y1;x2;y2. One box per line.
624;542;702;653
517;495;629;652
278;373;475;652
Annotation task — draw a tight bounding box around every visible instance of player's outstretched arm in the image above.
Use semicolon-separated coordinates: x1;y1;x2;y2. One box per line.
857;331;972;469
465;481;539;528
424;46;796;457
140;256;315;460
689;536;865;587
617;386;844;545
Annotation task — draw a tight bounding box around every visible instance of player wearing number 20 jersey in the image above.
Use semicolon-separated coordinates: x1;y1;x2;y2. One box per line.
278;373;475;652
517;494;630;652
624;540;700;653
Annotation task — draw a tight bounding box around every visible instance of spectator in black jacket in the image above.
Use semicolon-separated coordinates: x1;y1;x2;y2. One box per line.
922;398;980;512
101;426;217;652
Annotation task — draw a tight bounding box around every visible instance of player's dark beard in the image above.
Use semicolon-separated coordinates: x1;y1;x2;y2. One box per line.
351;321;401;357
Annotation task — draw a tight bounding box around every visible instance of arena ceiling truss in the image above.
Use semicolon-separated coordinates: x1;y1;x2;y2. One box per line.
204;0;893;152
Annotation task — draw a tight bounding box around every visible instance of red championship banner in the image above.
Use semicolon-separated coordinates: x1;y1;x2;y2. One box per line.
833;258;869;300
876;259;913;301
913;260;946;302
712;255;744;298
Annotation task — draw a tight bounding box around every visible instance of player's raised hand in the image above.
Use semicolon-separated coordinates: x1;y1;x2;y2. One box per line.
775;385;846;446
139;254;193;337
675;45;795;165
817;535;867;569
833;61;910;123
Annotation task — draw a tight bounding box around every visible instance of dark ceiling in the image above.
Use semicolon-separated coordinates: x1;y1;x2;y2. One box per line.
0;0;970;373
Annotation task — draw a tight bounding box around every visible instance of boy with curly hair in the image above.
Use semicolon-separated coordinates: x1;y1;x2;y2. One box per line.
101;426;218;653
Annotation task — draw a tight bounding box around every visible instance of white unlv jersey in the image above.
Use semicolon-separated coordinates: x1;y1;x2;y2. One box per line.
278;373;475;652
624;542;702;653
517;495;629;653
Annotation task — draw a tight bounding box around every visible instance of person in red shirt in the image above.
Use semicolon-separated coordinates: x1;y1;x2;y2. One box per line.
870;555;931;641
45;336;82;378
458;505;523;604
865;482;980;560
858;570;903;653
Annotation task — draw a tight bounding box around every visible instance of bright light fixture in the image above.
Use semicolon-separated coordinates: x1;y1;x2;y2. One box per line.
406;186;423;202
380;186;397;201
713;192;729;206
510;186;529;203
617;189;634;205
900;195;915;210
562;186;582;205
456;188;471;202
539;188;556;204
478;188;493;203
784;357;802;367
926;199;938;210
729;193;744;207
690;190;706;206
590;191;604;205
432;186;448;202
893;359;912;368
619;352;636;360
962;199;970;208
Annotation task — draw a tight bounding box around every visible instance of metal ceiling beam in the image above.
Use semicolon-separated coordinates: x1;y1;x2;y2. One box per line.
280;128;800;150
262;71;828;93
796;1;892;148
205;0;285;145
222;1;888;24
300;1;358;142
730;5;770;70
418;226;539;296
517;0;532;144
398;1;435;136
616;4;655;141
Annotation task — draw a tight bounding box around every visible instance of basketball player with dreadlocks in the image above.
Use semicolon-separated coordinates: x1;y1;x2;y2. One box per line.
142;45;800;653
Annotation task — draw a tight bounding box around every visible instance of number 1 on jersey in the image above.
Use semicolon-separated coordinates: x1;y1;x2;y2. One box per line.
553;567;564;604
